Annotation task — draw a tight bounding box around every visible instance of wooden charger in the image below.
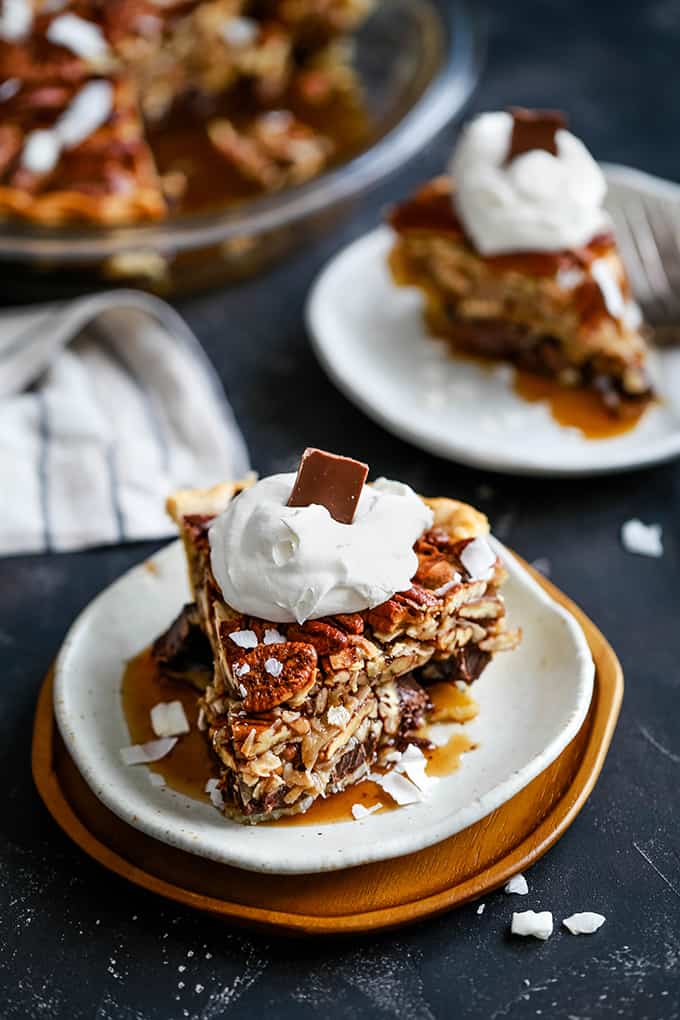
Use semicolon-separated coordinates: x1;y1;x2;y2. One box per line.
32;561;622;935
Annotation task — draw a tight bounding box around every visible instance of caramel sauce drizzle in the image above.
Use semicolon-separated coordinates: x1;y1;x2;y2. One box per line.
121;649;478;825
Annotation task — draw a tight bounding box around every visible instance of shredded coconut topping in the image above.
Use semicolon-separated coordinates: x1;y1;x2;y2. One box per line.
46;13;110;59
263;628;285;645
460;536;496;581
220;15;258;47
0;0;32;42
21;130;60;174
327;705;350;728
0;77;21;102
233;662;251;677
229;629;258;648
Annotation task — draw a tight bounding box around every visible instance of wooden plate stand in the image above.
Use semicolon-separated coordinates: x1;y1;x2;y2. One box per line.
32;564;623;935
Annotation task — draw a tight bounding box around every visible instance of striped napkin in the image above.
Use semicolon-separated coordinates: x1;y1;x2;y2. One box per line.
0;289;249;556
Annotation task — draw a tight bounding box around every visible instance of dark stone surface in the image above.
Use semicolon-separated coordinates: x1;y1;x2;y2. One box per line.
1;0;679;1016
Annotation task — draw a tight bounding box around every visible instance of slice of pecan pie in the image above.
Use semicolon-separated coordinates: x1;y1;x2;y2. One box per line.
388;111;654;418
158;477;520;822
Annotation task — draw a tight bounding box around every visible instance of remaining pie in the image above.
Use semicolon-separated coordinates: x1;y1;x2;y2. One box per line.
0;0;373;224
151;450;521;822
388;109;653;417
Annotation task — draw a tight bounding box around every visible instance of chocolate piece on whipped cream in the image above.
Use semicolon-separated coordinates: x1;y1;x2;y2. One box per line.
505;106;566;163
287;448;368;524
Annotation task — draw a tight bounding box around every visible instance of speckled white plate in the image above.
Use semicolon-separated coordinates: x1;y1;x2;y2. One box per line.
53;537;594;875
307;165;680;476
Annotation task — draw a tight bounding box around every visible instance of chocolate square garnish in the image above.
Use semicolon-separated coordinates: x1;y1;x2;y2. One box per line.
287;448;368;524
505;107;567;164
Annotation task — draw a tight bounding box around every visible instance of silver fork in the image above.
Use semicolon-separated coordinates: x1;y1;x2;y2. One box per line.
606;176;680;346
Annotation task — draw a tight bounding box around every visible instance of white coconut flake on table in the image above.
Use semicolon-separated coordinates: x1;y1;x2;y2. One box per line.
120;737;178;765
205;778;224;810
150;700;190;738
56;79;114;149
511;910;554;940
505;873;529;895
476;903;486;915
563;911;606;935
621;519;663;558
371;770;425;806
46;13;110;59
21;130;60;174
351;802;382;821
263;628;285;645
229;629;258;648
0;0;32;41
460;537;497;581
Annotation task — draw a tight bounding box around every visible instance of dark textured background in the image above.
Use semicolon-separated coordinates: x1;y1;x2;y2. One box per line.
2;1;679;1017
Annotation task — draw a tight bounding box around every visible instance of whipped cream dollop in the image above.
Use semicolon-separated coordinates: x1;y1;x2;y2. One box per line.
450;111;610;255
209;473;433;623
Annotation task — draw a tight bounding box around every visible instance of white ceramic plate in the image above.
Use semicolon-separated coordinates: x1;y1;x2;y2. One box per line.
307;165;680;476
54;538;594;875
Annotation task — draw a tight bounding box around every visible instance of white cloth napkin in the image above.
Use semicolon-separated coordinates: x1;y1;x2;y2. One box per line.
0;289;249;556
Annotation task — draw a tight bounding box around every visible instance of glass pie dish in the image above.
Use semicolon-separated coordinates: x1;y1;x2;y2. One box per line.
0;0;481;299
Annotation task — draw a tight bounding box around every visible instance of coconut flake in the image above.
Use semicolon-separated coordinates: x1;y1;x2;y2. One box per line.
591;258;625;319
563;911;606;935
205;778;224;810
505;873;529;895
372;770;424;806
197;707;207;731
120;737;177;765
556;266;585;290
150;700;190;738
263;628;285;645
47;13;110;59
460;537;496;581
56;79;113;149
148;771;166;788
265;657;283;677
229;629;258;648
434;574;461;597
511;910;553;940
0;0;32;42
0;77;20;102
220;15;258;47
395;743;437;795
476;903;486;915
351;802;382;820
621;519;663;558
327;705;350;728
21;130;60;174
233;662;251;677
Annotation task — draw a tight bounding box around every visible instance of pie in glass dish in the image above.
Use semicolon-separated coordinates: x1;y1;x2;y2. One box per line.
388;108;654;418
151;449;521;822
0;0;373;225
